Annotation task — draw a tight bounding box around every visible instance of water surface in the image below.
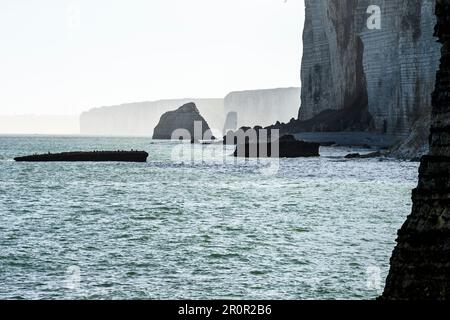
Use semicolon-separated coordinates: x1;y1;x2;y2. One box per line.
0;135;418;299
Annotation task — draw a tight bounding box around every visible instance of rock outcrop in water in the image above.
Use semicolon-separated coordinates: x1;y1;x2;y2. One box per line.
382;0;450;300
14;151;149;162
152;102;213;140
279;0;441;158
233;135;320;158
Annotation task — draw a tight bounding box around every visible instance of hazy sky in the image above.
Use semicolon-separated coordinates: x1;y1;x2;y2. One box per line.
0;0;305;116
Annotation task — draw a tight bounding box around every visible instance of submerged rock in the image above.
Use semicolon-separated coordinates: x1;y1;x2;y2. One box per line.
382;0;450;300
152;102;213;141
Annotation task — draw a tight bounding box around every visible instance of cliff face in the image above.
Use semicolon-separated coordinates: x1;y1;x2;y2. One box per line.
224;88;300;129
152;103;212;140
300;0;441;138
382;0;450;299
300;1;369;121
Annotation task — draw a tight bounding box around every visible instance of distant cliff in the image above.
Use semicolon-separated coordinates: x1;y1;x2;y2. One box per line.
80;99;224;137
298;0;441;157
224;88;300;129
80;88;300;137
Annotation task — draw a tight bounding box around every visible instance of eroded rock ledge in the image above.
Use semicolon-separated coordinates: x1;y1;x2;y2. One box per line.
382;0;450;300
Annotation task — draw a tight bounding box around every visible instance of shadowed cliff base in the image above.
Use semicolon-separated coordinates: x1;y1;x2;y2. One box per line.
381;0;450;300
293;132;398;149
268;106;374;133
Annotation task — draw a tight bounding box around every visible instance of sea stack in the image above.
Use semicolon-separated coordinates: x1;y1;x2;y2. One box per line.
382;0;450;300
152;102;213;140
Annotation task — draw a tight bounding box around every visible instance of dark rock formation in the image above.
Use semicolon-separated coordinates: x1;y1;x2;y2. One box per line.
387;113;432;159
223;126;274;146
382;0;450;300
152;103;213;141
234;135;320;158
344;151;383;159
14;151;148;162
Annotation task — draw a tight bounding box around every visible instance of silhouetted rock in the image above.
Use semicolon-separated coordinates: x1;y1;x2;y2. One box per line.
14;151;148;162
382;0;450;300
152;102;213;141
234;135;320;158
344;151;382;159
223;126;254;145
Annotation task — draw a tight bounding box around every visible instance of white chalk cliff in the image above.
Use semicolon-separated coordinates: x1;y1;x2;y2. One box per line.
299;0;441;157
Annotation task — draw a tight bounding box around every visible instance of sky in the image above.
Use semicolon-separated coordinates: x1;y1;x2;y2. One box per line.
0;0;305;117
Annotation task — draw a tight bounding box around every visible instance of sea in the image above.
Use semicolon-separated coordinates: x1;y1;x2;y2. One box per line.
0;135;419;299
